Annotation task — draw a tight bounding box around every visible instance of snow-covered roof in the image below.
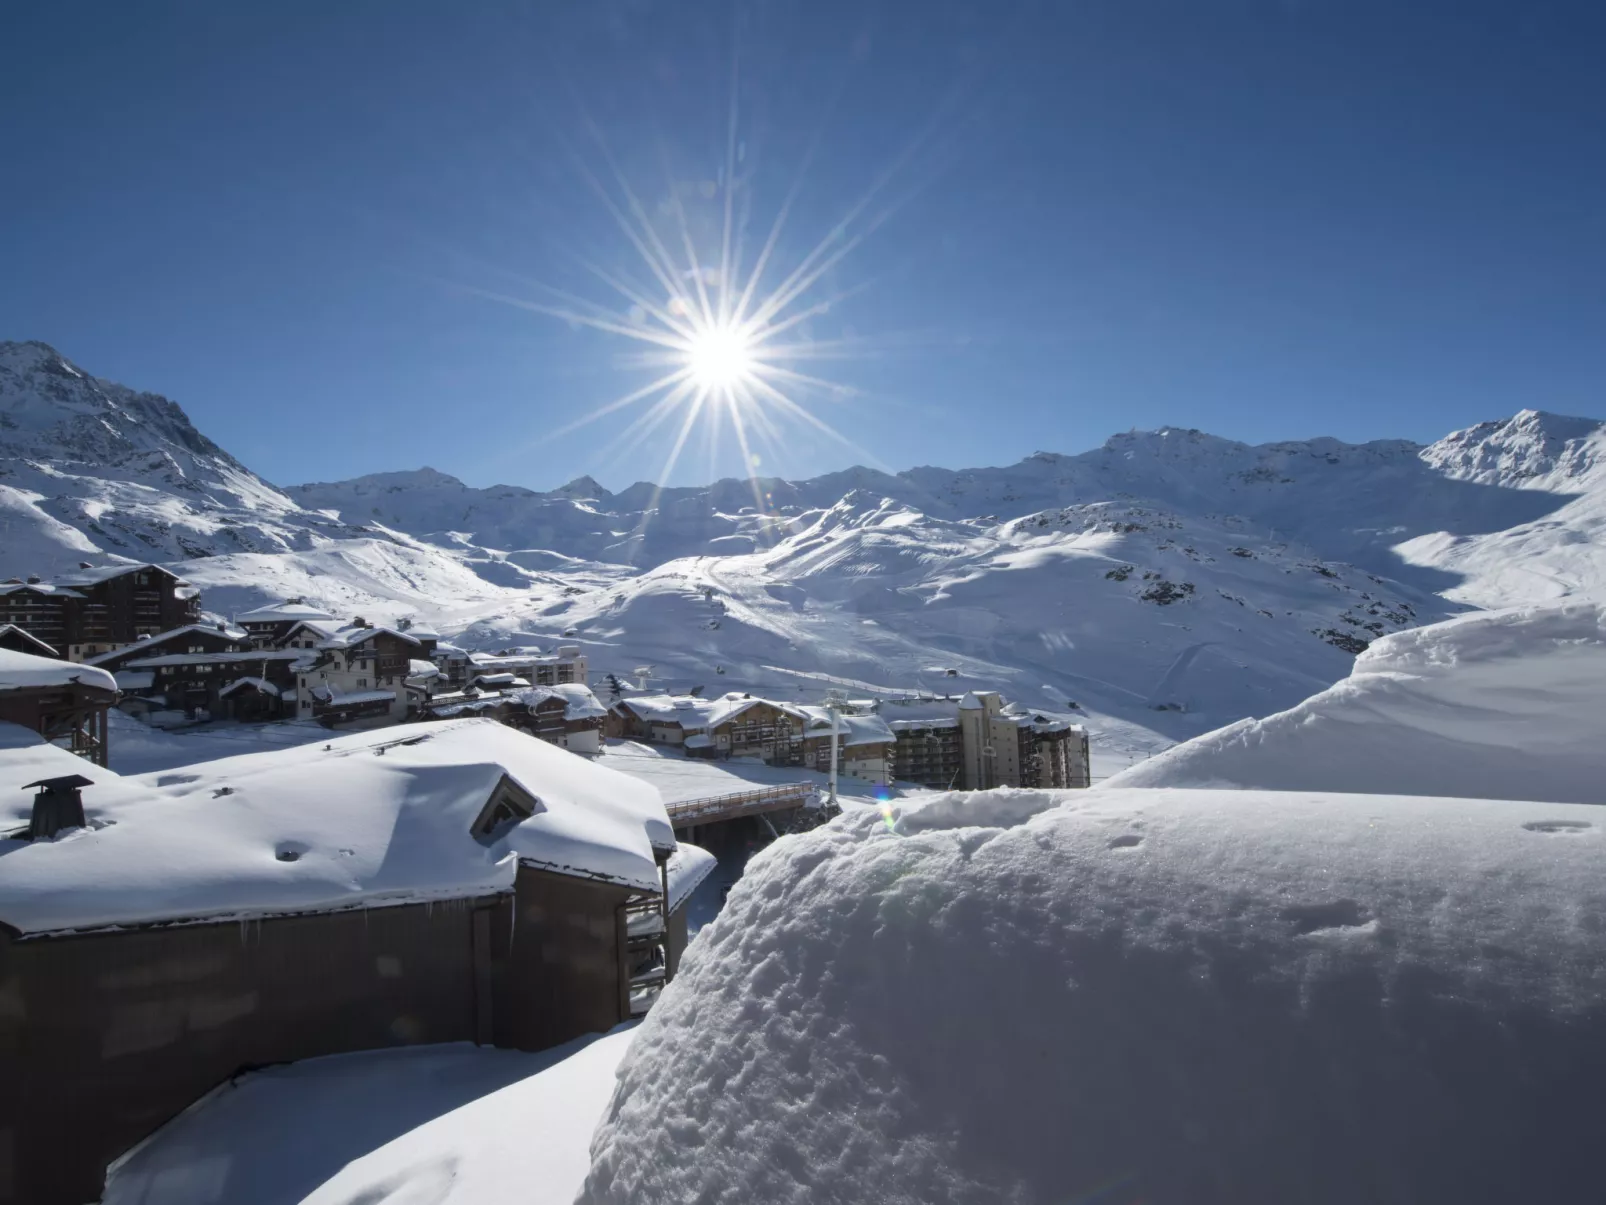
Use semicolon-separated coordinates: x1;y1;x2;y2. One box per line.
0;582;85;599
319;624;424;650
474;672;522;687
237;599;338;623
665;842;717;912
52;562;190;588
0;648;117;694
957;691;984;710
310;687;398;707
407;659;441;679
886;717;960;732
85;624;249;665
0;624;56;656
514;683;607;722
219;676;282;698
618;692;803;731
276;619;342;642
125;649;308;668
798;707;896;748
0;722;137;831
0;719;674;935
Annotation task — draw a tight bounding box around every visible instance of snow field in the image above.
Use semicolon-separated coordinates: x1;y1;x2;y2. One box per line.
1106;601;1606;803
581;785;1606;1205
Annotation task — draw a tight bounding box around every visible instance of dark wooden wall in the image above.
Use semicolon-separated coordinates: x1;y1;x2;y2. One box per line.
0;867;634;1205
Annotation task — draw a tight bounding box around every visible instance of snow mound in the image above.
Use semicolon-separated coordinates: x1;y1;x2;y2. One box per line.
1105;603;1606;803
581;787;1606;1205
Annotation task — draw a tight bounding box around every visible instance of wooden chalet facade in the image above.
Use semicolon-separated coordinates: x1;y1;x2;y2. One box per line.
0;625;57;659
0;723;706;1205
297;622;435;725
235;597;339;648
0;565;200;663
0;653;118;767
86;625;301;724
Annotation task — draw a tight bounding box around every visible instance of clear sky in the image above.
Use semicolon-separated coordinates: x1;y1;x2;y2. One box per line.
3;1;1604;491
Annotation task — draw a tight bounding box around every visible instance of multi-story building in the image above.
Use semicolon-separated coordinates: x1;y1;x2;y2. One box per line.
468;645;587;687
294;619;435;725
887;715;964;790
957;691;1090;790
84;623;306;723
799;708;896;786
0;564;200;661
235;598;338;648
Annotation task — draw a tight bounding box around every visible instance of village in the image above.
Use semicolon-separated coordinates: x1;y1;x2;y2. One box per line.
0;560;1091;1203
0;560;1092;790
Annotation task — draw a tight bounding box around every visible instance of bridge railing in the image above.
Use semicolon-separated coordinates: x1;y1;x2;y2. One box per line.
666;782;816;826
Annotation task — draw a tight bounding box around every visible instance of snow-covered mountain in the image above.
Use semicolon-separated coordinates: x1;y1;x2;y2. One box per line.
4;340;1603;751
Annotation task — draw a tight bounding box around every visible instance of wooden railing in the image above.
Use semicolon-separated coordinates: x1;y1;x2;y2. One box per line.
666;782;816;827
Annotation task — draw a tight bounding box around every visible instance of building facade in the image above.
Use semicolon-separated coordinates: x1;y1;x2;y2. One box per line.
0;565;201;662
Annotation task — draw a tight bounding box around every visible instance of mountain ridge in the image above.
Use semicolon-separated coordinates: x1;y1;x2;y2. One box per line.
4;339;1604;753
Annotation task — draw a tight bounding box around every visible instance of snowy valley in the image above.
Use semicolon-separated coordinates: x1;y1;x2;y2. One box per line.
5;339;1604;758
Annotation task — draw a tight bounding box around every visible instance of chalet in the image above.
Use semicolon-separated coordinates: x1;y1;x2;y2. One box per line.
0;718;713;1205
273;617;342;650
799;708;896;785
82;623;304;724
0;624;58;659
425;683;608;754
0;648;118;766
235;597;338;648
295;619;435;725
0;564;201;662
610;692;808;764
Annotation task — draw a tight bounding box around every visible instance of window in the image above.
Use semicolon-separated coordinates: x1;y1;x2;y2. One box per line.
357;678;368;688
470;776;543;840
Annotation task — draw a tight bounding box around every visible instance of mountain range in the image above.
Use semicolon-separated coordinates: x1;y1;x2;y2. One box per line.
4;338;1603;762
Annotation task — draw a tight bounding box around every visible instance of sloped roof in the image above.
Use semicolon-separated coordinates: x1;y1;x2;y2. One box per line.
237;600;338;623
798;708;896;748
0;624;57;657
51;562;190;588
513;683;608;722
86;624;249;665
0;648;117;694
319;624;424;650
0;719;675;935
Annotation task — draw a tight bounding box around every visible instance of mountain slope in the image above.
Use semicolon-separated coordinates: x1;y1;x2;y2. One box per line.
5;340;1605;754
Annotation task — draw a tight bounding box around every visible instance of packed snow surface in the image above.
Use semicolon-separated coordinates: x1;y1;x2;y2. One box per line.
1106;602;1606;803
105;1028;635;1205
582;786;1606;1205
0;719;670;934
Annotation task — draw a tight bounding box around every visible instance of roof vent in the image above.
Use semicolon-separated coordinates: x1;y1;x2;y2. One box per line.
396;617;413;631
286;596;304;605
353;616;371;628
23;775;93;840
26;575;41;585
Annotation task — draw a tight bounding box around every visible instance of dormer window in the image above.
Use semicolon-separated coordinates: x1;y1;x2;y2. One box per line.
470;776;543;841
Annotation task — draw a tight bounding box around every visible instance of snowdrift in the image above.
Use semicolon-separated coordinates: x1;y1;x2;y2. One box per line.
582;787;1606;1205
1105;602;1606;803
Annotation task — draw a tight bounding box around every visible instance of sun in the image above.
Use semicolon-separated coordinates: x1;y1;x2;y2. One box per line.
685;323;757;391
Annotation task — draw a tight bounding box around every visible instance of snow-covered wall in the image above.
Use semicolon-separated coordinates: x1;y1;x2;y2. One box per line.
1104;602;1606;804
581;787;1606;1205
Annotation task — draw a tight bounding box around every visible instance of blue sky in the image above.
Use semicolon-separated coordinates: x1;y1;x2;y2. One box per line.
3;0;1604;491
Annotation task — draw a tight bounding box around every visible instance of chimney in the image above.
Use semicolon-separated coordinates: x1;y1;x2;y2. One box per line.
23;775;94;840
353;616;370;628
396;617;412;631
26;575;41;585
